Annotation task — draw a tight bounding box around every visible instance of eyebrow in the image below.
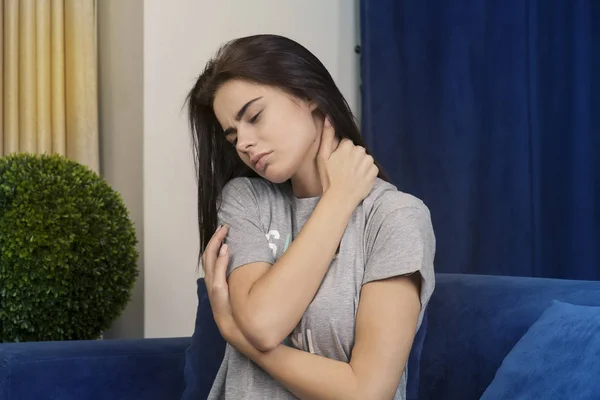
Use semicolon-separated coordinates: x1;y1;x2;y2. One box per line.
223;97;263;136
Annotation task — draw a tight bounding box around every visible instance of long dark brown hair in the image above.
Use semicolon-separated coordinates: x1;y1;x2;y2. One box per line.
186;34;389;257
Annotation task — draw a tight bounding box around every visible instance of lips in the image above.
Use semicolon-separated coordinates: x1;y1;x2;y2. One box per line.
255;154;270;171
250;152;271;171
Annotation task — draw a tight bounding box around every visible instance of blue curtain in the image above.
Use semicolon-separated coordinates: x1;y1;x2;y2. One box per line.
360;0;599;279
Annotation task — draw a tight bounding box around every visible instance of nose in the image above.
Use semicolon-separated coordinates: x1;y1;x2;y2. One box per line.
235;128;257;154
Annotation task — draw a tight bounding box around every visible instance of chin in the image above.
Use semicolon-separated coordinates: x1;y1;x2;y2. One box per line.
258;165;294;184
262;171;291;184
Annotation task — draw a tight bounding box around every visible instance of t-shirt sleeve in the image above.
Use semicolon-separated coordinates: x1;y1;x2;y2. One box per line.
217;179;275;277
363;204;436;310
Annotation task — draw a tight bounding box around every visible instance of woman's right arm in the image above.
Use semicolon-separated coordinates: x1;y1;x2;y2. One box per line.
228;189;355;351
227;120;378;351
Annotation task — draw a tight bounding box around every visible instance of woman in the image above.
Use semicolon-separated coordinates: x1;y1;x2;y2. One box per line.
187;34;435;400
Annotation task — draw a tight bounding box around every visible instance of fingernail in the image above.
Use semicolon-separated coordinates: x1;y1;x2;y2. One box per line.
220;243;228;255
216;224;222;232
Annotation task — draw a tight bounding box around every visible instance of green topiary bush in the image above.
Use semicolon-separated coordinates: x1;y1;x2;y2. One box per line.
0;153;138;342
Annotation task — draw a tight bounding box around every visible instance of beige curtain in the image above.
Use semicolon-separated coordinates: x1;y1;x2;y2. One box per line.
1;0;98;172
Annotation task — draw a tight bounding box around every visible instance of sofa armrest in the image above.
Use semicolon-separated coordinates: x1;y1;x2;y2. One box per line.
419;273;600;400
0;337;190;400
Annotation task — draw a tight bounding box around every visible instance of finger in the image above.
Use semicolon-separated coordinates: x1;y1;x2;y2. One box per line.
213;243;230;289
318;117;336;159
360;153;374;167
361;156;377;177
353;145;367;156
368;163;379;180
334;139;353;157
339;138;354;149
202;252;214;284
201;250;212;280
204;225;229;271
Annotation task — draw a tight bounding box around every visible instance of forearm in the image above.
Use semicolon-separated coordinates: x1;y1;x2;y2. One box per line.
238;191;354;347
243;343;364;400
236;277;420;400
223;277;419;400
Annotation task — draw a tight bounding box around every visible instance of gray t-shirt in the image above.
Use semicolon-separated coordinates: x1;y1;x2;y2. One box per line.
208;177;436;400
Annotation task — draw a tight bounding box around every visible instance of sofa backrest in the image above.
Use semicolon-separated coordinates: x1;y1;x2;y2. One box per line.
419;273;600;400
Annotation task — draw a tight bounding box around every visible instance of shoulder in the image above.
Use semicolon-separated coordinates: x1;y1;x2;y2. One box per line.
361;180;436;290
221;177;286;208
222;177;278;198
361;179;434;251
363;178;431;225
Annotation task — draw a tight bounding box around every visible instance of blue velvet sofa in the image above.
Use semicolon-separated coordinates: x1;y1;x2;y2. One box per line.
2;273;600;399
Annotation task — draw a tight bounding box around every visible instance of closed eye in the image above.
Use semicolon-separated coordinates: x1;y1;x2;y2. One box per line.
225;110;261;146
249;111;262;124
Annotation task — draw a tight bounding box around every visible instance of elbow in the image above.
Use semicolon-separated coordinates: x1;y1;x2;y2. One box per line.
239;315;285;352
249;334;281;352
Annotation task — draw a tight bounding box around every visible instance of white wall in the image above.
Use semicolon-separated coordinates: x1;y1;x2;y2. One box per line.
99;0;360;339
98;0;145;339
143;0;360;338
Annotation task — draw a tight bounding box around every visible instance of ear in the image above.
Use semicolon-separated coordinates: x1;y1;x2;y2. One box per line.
308;100;320;113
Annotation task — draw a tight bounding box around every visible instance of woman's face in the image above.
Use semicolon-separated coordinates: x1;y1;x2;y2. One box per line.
213;79;321;183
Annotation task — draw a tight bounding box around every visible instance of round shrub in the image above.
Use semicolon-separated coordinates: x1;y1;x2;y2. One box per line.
0;153;138;342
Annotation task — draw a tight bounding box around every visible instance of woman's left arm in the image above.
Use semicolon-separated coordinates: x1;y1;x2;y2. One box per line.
239;274;421;400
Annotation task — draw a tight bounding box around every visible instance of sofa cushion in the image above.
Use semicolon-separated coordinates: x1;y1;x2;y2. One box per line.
181;279;226;400
481;300;600;399
407;309;428;400
0;337;189;400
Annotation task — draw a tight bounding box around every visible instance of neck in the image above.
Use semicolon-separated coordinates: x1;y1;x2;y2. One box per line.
290;156;321;198
290;117;340;198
